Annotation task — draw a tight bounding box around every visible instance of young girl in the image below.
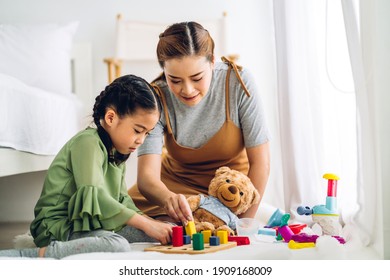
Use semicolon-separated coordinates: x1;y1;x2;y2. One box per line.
0;74;172;259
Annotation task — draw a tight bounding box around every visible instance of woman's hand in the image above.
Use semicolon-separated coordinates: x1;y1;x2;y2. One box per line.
164;193;193;225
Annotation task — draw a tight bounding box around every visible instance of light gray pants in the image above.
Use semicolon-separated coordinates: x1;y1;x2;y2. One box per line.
0;226;157;259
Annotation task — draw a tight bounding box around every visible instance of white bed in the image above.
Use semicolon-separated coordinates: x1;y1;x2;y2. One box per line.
0;22;92;178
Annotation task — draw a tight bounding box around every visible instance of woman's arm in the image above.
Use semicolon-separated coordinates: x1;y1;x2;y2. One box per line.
137;154;193;224
240;141;270;218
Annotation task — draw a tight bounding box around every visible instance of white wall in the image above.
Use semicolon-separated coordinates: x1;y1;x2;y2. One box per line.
0;0;276;222
0;0;274;97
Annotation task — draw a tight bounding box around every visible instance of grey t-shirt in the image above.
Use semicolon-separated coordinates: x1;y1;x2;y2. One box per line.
137;61;270;156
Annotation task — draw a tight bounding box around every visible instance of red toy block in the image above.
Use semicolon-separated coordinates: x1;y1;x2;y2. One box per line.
228;236;250;246
288;224;307;234
327;179;338;197
172;226;183;247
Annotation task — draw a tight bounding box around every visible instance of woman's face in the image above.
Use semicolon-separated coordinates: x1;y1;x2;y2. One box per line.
163;56;214;106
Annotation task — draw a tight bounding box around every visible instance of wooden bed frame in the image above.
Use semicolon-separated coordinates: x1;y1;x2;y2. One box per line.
0;43;93;178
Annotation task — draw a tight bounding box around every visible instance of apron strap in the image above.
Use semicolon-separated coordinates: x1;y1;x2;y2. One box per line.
151;83;173;135
225;63;232;121
221;56;251;98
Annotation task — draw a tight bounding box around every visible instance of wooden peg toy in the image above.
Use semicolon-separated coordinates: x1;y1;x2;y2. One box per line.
185;221;197;238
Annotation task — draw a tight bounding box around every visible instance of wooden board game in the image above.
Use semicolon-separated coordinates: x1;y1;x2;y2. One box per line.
144;241;237;254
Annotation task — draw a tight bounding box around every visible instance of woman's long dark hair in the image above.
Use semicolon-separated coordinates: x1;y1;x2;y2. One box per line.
92;74;158;164
153;21;214;83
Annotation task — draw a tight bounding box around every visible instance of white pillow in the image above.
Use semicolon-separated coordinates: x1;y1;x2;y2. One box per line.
0;22;78;95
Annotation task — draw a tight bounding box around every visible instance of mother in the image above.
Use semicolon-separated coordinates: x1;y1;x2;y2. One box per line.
128;21;270;225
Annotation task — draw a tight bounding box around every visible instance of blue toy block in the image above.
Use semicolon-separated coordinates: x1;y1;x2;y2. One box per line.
209;236;220;246
183;235;191;245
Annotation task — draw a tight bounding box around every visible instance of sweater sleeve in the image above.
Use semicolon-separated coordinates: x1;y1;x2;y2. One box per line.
119;166;143;215
236;69;270;147
67;133;137;232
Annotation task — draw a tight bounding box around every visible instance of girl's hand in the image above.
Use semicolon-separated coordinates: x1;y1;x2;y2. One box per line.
164;193;193;225
143;219;173;245
127;214;173;245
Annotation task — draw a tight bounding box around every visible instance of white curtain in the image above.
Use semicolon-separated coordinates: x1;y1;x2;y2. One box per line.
271;0;325;221
341;0;390;258
340;0;376;248
270;0;359;224
268;0;389;257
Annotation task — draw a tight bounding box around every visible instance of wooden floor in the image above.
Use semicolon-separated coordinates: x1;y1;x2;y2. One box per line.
0;222;30;249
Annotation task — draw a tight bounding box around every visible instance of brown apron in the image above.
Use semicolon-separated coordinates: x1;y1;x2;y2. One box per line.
128;57;251;217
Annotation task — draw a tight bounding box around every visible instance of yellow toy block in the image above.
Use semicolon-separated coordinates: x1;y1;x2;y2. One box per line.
288;240;315;249
185;221;196;238
216;230;228;244
201;230;212;243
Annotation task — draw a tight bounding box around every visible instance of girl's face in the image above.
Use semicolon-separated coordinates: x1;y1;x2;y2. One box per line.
103;108;159;155
163;56;214;106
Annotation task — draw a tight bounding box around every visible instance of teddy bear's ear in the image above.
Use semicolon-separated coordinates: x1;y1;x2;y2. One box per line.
216;166;230;175
251;189;261;205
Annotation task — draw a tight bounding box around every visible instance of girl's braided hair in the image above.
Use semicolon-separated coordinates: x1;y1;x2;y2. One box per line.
92;74;158;164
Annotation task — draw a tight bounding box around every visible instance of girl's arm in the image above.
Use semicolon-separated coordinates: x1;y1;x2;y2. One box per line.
137;154;193;224
240;141;270;218
126;213;172;244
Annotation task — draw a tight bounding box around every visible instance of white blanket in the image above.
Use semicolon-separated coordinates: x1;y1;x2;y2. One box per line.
0;236;378;260
60;237;378;260
1;203;380;260
0;73;83;155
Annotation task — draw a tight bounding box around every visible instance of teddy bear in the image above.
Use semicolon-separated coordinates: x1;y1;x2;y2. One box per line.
187;166;260;236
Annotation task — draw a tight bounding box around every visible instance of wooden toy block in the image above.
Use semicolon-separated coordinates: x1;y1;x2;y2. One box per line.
144;242;236;254
209;236;220;246
183;235;191;244
192;233;204;250
185;221;196;238
172;226;183;247
228;236;250;246
216;230;228;244
201;230;212;243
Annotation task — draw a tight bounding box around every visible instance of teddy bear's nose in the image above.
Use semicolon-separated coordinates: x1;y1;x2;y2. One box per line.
228;186;238;194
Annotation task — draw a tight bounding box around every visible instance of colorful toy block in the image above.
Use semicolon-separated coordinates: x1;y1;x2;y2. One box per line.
209;236;220;246
288;224;307;234
183;235;191;245
228;236;250;246
192;233;204;250
297;173;342;236
201;230;212;243
144;224;239;254
217;230;228;244
278;224;294;242
172;226;183;247
185;221;196;238
288;240;315;249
